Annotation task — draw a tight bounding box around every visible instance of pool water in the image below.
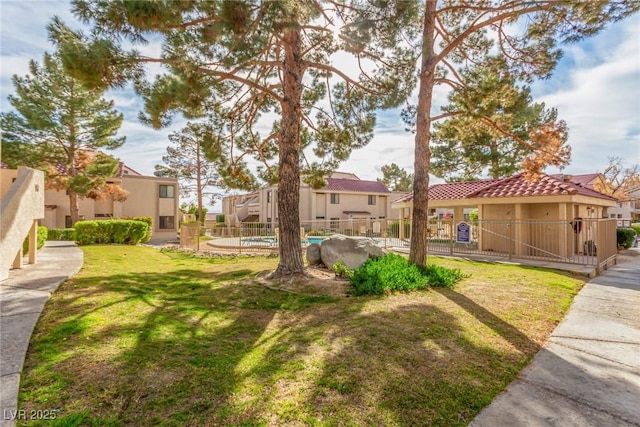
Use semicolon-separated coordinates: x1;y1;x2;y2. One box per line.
306;236;326;245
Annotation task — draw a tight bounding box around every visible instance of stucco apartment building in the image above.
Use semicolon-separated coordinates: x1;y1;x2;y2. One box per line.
223;172;403;227
1;163;179;241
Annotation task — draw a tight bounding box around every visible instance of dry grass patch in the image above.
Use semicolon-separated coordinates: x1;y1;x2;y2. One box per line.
19;246;584;426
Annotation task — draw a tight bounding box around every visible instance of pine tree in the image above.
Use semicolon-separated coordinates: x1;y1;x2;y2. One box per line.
155;121;233;226
429;59;569;181
50;0;418;276
407;1;639;267
378;163;413;192
0;51;127;225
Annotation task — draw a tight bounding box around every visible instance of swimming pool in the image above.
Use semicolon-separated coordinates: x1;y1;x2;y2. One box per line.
306;236;326;245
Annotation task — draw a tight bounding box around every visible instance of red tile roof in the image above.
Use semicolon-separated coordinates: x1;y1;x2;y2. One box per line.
393;179;497;203
323;178;391;193
394;173;617;203
470;173;616;201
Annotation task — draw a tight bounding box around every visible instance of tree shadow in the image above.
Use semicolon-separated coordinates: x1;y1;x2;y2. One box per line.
21;259;618;426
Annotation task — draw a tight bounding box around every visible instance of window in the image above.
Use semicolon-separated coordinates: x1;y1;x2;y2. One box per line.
330;193;339;204
368;195;376;205
159;216;175;230
267;190;272;203
610;214;616;218
315;216;325;220
159;185;175;198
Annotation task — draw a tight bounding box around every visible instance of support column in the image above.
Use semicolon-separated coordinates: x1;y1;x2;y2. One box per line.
558;202;568;258
28;220;38;264
12;247;23;270
477;204;484;251
514;203;524;256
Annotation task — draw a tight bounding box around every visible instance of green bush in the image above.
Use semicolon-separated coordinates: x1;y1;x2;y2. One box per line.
125;216;153;243
307;229;326;236
23;226;48;254
631;224;640;236
75;220;150;246
616;228;636;249
47;228;76;241
216;214;225;223
389;221;411;238
332;260;352;279
349;253;467;296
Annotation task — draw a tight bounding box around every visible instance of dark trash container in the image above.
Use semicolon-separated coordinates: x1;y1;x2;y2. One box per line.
584;240;597;256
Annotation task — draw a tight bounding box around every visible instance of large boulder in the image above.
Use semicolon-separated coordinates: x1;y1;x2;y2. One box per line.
320;234;385;270
306;243;322;265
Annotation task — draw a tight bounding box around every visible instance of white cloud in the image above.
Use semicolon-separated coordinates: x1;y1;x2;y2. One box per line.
538;17;640;174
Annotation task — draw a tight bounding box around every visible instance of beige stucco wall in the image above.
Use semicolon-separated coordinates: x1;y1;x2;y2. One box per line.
1;169;19;198
226;182;400;225
476;200;609;257
120;175;179;237
36;174;179;240
1;167;45;281
42;189;98;228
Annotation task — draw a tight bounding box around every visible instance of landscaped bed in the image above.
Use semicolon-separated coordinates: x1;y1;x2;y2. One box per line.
19;245;584;426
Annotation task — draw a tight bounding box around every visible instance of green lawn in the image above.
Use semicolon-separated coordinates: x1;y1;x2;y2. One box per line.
19;245;584;426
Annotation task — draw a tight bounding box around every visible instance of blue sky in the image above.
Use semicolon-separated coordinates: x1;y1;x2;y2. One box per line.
1;1;639;210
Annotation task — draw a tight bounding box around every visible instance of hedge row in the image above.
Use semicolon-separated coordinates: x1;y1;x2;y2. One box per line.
47;228;76;241
74;220;151;245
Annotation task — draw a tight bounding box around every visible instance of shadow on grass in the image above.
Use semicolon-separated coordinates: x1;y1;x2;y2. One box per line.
21;259;552;427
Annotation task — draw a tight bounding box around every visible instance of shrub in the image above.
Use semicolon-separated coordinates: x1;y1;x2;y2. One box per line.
332;260;352;279
216;214;225;223
47;228;76;241
125;216;153;243
307;229;326;236
75;220;150;246
631;224;640;236
23;226;48;254
616;228;636;249
349;253;467;296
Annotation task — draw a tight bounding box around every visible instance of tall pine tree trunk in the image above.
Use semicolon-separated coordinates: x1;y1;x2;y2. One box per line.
272;28;305;276
409;0;438;267
196;142;203;225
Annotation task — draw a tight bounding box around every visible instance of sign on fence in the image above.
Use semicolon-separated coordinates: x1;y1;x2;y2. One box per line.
456;221;470;243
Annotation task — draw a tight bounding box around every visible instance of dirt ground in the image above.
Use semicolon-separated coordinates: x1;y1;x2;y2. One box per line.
252;264;352;297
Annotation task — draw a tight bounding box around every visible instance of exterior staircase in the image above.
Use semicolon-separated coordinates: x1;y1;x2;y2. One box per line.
0;167;45;281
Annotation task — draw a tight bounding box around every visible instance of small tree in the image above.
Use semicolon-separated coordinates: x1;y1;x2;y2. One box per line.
0;51;127;225
593;156;640;201
378;163;413;192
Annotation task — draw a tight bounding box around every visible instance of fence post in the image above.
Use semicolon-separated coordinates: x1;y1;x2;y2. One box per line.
449;219;454;255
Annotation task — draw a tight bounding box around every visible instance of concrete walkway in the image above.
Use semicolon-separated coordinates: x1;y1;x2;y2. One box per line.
0;241;83;427
471;249;640;427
